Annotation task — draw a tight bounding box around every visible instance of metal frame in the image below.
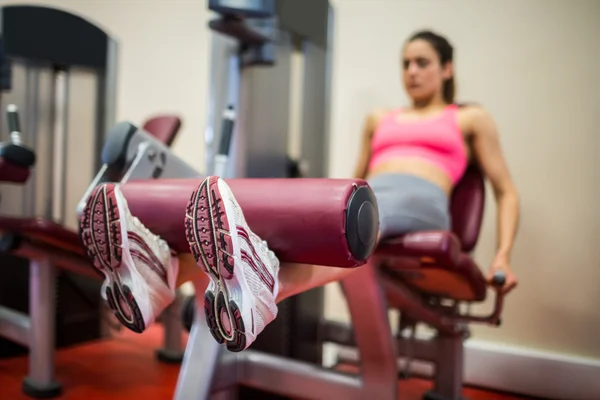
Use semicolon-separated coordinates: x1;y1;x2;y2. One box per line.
327;318;468;400
173;3;398;398
0;9;120;394
173;253;505;400
0;125;199;398
0;5;181;397
173;265;398;400
0;242;89;398
0;5;120;221
76;121;200;216
0;236;187;396
331;264;505;400
0;255;61;398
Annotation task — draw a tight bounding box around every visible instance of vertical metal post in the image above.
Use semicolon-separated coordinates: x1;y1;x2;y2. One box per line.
203;36;218;176
428;333;465;400
156;289;185;363
210;49;240;179
173;292;224;400
341;264;398;400
43;69;57;220
323;4;335;177
218;42;242;179
51;69;69;225
235;30;292;179
104;39;118;141
93;39;118;175
22;258;62;397
287;39;304;163
205;35;239;176
22;65;39;217
220;50;241;179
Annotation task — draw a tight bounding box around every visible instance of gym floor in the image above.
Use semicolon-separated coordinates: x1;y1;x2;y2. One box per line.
0;327;533;400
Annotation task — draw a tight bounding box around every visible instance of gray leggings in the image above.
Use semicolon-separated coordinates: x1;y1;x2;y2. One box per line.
367;173;451;239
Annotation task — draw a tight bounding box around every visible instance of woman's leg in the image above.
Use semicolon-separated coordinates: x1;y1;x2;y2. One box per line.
79;183;179;334
176;256;368;304
183;176;382;352
275;233;382;302
80;177;380;344
276;263;357;302
176;253;206;287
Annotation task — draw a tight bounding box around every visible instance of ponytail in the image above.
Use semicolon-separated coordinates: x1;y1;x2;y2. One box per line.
443;76;456;104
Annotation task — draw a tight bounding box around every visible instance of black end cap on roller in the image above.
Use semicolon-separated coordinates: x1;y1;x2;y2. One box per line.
345;185;379;262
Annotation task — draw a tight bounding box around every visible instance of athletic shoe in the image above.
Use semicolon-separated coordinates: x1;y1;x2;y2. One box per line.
79;183;178;333
185;176;280;352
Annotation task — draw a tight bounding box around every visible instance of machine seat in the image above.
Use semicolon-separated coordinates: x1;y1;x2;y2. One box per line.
0;158;30;183
142;115;182;147
375;165;488;303
0;216;83;255
376;232;486;302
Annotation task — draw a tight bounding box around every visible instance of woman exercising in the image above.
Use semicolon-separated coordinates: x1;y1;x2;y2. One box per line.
80;30;519;352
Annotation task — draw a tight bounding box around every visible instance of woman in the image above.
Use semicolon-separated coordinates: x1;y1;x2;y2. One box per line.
80;30;519;352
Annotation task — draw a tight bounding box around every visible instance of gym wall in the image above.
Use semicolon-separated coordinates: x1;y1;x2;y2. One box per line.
4;0;599;396
325;0;600;396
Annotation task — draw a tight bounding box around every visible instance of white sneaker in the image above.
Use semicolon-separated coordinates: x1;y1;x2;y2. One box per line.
79;183;178;333
185;176;280;352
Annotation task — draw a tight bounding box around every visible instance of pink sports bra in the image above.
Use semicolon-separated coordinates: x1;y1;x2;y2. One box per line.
369;104;468;184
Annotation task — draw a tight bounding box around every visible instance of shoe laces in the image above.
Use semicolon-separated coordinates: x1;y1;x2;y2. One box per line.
131;215;169;253
260;240;279;268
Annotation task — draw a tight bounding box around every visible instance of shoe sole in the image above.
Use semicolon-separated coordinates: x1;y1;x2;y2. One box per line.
79;184;146;333
185;176;248;352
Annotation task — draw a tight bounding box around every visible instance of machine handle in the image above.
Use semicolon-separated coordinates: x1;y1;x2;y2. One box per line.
452;271;508;327
492;271;506;287
0;104;35;167
6;104;22;144
213;105;236;178
218;105;235;156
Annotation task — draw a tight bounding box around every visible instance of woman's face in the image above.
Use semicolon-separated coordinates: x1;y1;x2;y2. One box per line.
402;39;452;102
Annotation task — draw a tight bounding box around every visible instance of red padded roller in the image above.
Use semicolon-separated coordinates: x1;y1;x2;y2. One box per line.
120;178;379;268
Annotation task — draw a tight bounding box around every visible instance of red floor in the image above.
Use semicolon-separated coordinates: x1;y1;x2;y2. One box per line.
0;326;529;400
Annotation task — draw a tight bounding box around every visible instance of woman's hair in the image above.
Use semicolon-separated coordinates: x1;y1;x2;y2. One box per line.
407;30;455;104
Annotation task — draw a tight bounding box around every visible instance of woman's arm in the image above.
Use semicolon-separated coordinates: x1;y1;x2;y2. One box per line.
468;106;520;294
353;111;384;179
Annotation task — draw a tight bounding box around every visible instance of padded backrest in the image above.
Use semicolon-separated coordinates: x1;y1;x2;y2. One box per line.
142;115;182;147
450;164;485;252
